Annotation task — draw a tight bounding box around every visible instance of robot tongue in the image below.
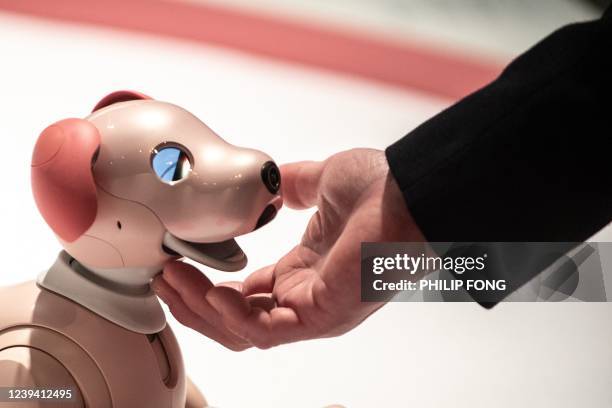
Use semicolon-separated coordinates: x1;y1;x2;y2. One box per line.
162;232;247;272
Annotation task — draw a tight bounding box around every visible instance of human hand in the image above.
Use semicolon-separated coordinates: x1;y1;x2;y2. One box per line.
153;148;425;350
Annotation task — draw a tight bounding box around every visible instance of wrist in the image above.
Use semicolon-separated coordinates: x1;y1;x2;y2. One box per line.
380;170;426;242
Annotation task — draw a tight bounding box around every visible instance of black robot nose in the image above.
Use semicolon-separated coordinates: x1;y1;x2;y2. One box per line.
261;161;281;194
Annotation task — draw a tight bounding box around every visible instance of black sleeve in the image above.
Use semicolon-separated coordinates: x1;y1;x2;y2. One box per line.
385;11;612;303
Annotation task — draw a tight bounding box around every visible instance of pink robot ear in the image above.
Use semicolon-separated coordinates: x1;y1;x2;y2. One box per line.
92;90;152;112
31;119;101;242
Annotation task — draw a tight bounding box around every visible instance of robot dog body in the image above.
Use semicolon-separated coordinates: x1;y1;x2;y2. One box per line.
0;279;196;407
0;92;282;407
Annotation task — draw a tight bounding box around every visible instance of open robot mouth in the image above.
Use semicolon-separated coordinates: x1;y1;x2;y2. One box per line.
254;204;278;230
162;233;247;272
161;200;280;271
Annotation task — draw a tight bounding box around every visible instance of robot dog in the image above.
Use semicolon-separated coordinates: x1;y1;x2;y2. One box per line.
0;91;282;407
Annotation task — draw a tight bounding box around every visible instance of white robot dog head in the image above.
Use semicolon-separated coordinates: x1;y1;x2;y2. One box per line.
32;91;282;276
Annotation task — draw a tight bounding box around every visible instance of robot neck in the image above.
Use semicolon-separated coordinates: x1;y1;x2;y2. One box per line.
37;251;166;334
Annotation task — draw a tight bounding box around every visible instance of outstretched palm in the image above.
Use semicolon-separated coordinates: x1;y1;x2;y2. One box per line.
154;148;423;350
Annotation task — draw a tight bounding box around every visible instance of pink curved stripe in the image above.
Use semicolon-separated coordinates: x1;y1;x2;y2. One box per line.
0;0;502;99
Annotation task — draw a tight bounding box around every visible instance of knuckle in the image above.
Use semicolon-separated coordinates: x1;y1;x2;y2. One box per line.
252;336;276;350
254;341;273;350
226;343;251;352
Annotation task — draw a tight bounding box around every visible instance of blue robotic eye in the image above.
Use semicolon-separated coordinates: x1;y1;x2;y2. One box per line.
151;146;192;183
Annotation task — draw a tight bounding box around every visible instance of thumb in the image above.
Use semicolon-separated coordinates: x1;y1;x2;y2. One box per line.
280;160;325;210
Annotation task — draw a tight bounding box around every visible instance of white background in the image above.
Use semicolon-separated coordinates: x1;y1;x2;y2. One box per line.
0;11;610;408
